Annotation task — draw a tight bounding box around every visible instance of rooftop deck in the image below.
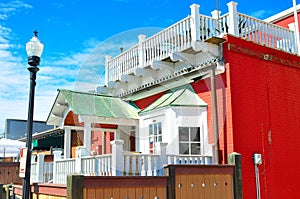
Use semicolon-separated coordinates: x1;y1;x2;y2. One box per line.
101;2;297;97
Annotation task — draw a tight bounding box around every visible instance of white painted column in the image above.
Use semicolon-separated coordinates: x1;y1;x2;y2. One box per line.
105;55;112;86
64;127;71;159
110;140;124;176
159;142;168;166
36;153;45;183
211;10;222;35
138;34;146;67
84;122;92;155
190;4;200;41
227;1;239;36
53;151;62;184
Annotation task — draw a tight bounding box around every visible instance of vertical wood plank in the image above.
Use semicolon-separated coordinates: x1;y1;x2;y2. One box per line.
95;188;104;199
156;186;167;199
127;187;136;199
119;187;128;199
112;188;120;199
104;188;112;199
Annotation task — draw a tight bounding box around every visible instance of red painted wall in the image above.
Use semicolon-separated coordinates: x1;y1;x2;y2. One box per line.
222;35;300;199
271;13;300;28
132;34;300;198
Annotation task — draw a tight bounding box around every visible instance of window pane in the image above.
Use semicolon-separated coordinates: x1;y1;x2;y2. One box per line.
179;143;189;154
179;127;189;141
191;143;201;155
154;123;158;135
190;127;200;142
157;135;162;142
158;123;162;135
149;125;153;135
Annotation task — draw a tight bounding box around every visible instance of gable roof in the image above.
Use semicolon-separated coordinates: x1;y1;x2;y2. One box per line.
47;89;140;126
140;84;207;114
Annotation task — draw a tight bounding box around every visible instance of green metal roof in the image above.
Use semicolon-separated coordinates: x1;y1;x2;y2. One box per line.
60;89;140;119
140;84;207;114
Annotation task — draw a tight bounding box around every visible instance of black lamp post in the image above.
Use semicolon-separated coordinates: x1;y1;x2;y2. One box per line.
22;30;44;199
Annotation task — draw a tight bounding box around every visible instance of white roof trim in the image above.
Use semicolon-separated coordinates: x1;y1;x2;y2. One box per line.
264;4;300;23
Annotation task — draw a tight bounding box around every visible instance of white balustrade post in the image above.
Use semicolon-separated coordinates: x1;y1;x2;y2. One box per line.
138;34;146;67
105;55;112;86
227;1;239;36
36;154;45;182
53;151;62;184
110;140;124;176
159;143;168;166
64;127;71;159
190;4;200;42
211;10;222;35
289;22;299;54
84;122;92;155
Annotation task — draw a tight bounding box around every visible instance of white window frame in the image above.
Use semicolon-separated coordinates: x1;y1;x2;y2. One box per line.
149;122;162;154
178;126;201;155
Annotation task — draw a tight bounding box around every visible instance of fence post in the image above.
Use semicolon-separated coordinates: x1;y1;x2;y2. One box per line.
67;174;84;199
110;140;124;176
0;184;2;199
53;151;62;184
36;153;45;183
228;152;243;199
227;1;239;36
138;34;146;67
166;165;176;199
190;4;200;42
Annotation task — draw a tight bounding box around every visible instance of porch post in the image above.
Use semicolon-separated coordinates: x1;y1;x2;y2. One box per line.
36;153;45;183
138;34;146;67
159;143;168;166
84;122;91;155
110;140;124;176
64;127;71;159
53;151;62;184
227;1;239;36
190;4;200;41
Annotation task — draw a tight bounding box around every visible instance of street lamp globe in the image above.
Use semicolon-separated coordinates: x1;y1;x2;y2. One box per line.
26;30;44;66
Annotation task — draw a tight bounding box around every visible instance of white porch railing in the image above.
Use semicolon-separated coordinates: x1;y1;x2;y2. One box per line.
30;141;213;184
167;154;213;165
81;154;112;176
105;2;298;84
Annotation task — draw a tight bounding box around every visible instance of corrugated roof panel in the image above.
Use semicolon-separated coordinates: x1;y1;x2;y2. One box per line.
140;84;207;114
60;90;140;119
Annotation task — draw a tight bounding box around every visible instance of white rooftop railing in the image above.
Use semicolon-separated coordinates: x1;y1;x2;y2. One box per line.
105;2;298;85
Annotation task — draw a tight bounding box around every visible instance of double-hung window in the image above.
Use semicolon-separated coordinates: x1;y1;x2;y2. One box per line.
179;127;201;155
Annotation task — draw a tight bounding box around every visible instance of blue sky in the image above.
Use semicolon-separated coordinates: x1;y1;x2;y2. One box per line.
0;0;296;133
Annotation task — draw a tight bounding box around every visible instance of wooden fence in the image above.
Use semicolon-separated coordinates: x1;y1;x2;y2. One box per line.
9;153;242;199
0;162;22;185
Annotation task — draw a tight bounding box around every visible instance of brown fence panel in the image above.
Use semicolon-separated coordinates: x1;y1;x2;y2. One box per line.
166;165;234;199
0;162;22;184
83;176;168;199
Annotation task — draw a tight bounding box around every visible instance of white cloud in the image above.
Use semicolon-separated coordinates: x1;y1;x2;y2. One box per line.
0;0;32;20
